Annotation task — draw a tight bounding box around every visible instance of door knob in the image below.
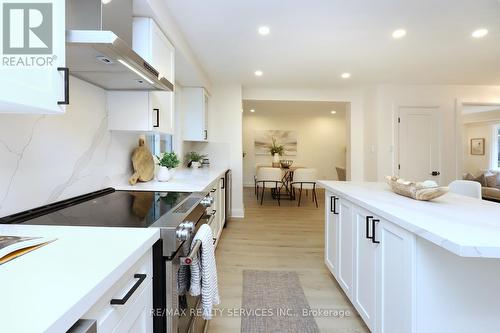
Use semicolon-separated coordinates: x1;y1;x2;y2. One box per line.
431;171;441;176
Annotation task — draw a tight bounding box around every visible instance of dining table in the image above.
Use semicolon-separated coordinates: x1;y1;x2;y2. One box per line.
257;164;304;199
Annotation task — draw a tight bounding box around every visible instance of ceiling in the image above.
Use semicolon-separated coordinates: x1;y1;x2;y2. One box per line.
166;0;500;88
242;100;348;117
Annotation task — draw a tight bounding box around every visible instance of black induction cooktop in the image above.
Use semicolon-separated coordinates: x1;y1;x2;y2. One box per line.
0;188;192;228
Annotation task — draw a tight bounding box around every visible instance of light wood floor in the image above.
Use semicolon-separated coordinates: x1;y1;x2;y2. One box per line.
208;187;369;333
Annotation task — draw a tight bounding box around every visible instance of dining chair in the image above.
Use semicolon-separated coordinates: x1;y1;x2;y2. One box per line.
448;180;482;199
256;167;283;206
291;168;318;207
336;166;346;181
254;163;270;197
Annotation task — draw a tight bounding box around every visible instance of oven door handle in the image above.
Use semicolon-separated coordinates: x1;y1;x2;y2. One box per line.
181;211;216;265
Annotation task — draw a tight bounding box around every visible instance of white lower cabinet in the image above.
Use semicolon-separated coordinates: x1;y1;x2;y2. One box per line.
324;193;339;277
325;193;415;333
353;207;378;331
209;176;227;248
376;220;415;333
337;199;354;297
82;249;153;332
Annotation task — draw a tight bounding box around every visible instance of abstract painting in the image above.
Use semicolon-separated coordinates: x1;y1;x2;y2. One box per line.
254;130;297;156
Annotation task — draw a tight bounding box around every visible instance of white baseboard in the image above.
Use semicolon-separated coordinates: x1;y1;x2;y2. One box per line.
231;208;245;218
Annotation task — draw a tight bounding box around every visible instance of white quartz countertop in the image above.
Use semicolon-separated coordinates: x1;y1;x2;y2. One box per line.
318;181;500;258
0;224;160;333
112;167;228;192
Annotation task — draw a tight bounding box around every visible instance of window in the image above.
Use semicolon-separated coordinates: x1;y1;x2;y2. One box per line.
492;125;500;170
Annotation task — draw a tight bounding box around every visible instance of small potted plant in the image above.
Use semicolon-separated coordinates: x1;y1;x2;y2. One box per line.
186;151;207;169
269;137;284;163
155;152;180;182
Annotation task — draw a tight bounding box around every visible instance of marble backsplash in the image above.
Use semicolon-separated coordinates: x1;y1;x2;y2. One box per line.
0;77;139;217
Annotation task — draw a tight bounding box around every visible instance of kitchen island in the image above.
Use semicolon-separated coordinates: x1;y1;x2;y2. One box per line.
318;181;500;333
0;224;159;333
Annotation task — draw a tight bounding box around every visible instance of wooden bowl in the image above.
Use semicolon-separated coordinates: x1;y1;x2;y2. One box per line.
280;160;293;169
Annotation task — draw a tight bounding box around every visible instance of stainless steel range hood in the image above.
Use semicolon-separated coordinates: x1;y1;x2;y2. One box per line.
66;0;173;91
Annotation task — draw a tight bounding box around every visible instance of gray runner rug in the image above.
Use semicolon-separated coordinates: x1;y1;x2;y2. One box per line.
241;270;320;333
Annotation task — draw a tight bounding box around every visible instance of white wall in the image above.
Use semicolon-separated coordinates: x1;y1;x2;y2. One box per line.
242;87;366;181
208;85;244;217
370;85;500;185
242;108;346;185
0;77;139;216
463;122;493;174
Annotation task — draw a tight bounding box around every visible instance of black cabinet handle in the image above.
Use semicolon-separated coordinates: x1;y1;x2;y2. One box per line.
57;67;69;105
153;108;160;128
431;171;440;176
365;216;373;240
110;274;146;305
371;219;380;244
330;196;339;214
221;177;225;189
204;130;208;140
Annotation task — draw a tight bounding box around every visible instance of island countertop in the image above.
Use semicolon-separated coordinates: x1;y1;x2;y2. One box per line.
0;224;160;333
318;181;500;258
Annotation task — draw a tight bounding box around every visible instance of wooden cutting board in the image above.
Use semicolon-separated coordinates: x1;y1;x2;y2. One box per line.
129;138;154;185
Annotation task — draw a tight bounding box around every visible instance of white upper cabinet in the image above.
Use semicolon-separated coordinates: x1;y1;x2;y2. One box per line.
133;17;175;83
182;87;209;142
107;17;174;134
0;0;67;114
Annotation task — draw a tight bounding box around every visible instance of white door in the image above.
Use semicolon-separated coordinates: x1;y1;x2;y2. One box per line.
337;198;354;297
324;192;339;278
376;220;415;333
0;0;66;114
353;207;378;331
398;107;441;183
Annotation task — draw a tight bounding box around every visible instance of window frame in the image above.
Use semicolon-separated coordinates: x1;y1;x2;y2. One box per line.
491;124;500;171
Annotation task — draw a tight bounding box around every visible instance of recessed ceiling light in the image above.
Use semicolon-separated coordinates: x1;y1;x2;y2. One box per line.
392;29;407;39
330;110;337;114
250;109;255;113
341;72;351;79
472;28;488;38
254;70;263;77
258;26;270;36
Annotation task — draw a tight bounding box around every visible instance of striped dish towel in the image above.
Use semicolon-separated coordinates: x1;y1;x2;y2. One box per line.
189;224;220;319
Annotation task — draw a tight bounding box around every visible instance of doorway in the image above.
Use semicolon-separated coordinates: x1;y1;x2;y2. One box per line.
241;100;349;186
397;106;441;183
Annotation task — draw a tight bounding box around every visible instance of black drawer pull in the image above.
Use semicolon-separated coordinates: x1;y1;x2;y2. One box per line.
372;219;380;244
365;216;373;240
110;274;146;305
57;67;69;105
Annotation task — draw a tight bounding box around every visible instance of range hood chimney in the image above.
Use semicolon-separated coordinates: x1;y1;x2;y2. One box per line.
66;0;173;91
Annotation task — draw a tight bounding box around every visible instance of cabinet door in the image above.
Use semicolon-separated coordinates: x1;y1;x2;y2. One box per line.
337;199;354;297
150;91;174;135
108;91;152;131
376;220;415;333
210;186;220;244
324;192;339;278
353;207;378;331
0;0;66;114
182;88;208;141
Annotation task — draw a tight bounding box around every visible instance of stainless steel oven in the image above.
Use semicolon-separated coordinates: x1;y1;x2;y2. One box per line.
165;205;215;333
